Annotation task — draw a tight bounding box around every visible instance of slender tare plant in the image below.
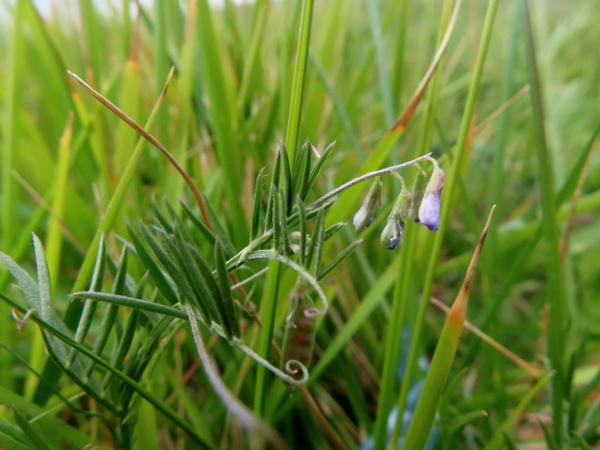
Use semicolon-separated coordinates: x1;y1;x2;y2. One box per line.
1;0;599;448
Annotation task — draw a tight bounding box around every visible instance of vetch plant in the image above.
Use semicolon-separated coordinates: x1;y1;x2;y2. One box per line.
3;0;594;448
0;128;434;446
352;156;445;250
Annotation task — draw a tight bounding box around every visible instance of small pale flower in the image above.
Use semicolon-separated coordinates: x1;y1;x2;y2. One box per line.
380;184;411;249
289;231;310;255
353;179;383;232
380;217;403;249
417;166;444;232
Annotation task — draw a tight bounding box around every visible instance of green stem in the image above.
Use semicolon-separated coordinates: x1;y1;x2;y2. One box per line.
69;70;173;307
306;154;431;210
367;0;395;126
372;222;416;449
254;0;314;417
253;261;282;416
1;0;25;389
284;0;314;162
375;1;454;446
395;0;500;432
522;0;565;442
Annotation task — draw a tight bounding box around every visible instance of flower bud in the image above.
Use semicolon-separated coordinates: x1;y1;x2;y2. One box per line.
417;165;444;232
289;231;310;256
353;179;383;232
380;217;403;249
380;185;411;249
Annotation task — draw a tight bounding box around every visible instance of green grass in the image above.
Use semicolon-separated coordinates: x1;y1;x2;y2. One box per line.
1;0;600;448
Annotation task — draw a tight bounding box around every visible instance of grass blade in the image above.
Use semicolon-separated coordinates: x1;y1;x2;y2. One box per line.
1;0;25;388
126;222;178;305
67;235;106;367
402;207;495;450
396;0;498;429
214;239;241;340
522;0;566;441
251;168;266;240
196;0;247;245
66;67;175;317
483;372;554;450
317;239;362;281
2;293;213;448
284;0;314;162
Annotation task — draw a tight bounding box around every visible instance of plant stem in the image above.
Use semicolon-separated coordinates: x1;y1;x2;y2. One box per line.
395;0;500;433
306;154;432;210
253;262;282;416
254;0;314;418
522;0;565;442
1;0;25;390
284;0;314;163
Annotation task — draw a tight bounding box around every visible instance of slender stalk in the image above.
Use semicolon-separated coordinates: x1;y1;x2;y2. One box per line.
395;0;500;430
254;0;314;418
306;154;432;210
367;0;394;126
253;262;281;417
68;69;175;298
374;2;454;444
372;226;414;449
284;0;314;162
186;305;284;447
522;0;565;442
237;0;269;111
1;0;25;389
390;0;410;108
196;0;248;245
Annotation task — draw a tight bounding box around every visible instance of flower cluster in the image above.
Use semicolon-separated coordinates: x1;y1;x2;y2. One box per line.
353;160;445;249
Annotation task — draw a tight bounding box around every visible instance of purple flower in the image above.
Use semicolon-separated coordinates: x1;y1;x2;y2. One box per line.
418;167;444;232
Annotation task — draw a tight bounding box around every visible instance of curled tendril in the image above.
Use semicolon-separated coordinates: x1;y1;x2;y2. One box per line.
303;307;322;318
243;250;329;318
209;322;310;386
284;360;310;379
